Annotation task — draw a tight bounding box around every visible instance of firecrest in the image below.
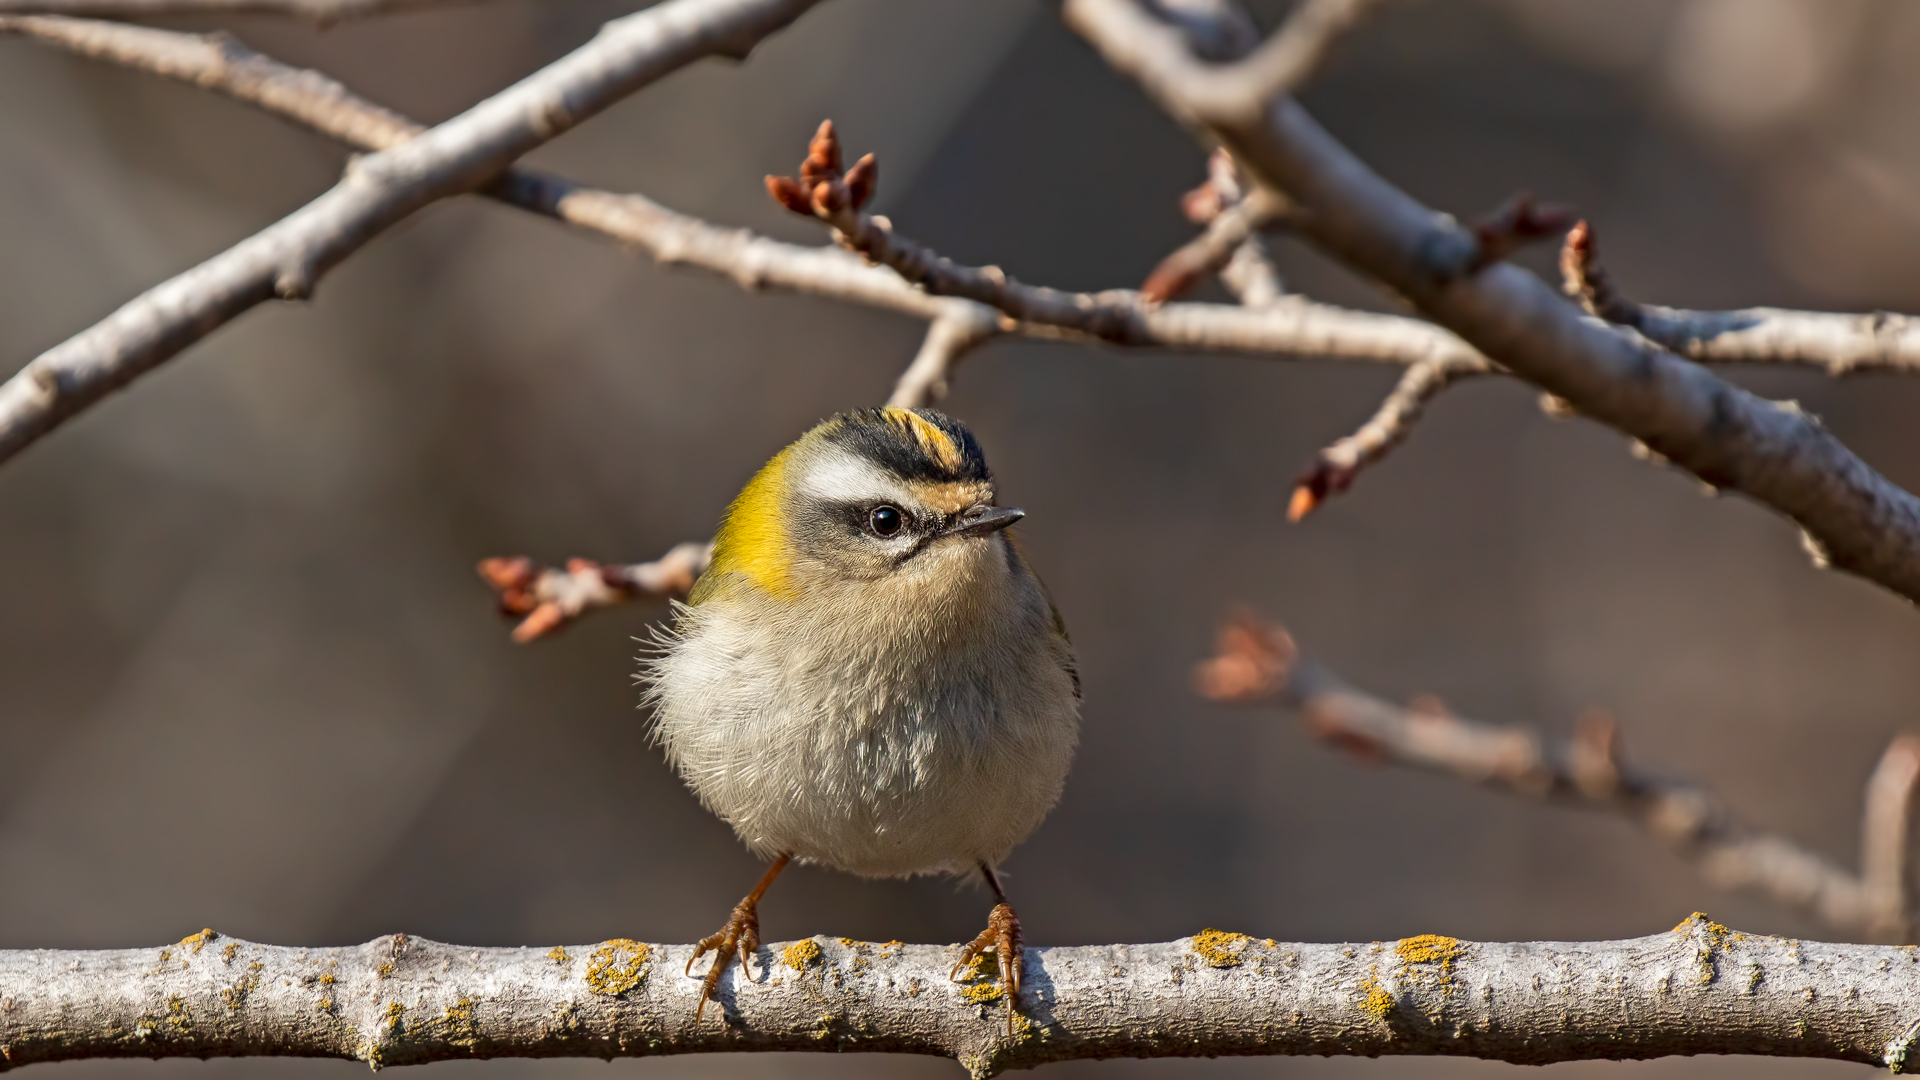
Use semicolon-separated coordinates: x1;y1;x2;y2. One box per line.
642;407;1081;1029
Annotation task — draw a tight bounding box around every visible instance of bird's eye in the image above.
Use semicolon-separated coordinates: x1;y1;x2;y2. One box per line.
867;504;904;537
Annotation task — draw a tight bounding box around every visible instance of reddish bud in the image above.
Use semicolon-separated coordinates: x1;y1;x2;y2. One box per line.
1141;254;1202;304
511;601;566;644
476;555;535;591
810;179;847;216
801;119;841;187
1286;486;1319;523
766;175;812;216
843;153;878;211
1181;179;1224;224
1288;457;1344;522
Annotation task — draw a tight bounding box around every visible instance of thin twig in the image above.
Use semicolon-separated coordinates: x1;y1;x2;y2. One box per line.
761;120;1481;368
1287;352;1491;520
1193;150;1290;303
1195;611;1920;940
1066;0;1920;606
1141;186;1289;303
1220;233;1285;307
1564;220;1920;374
476;543;711;643
0;0;827;467
888;303;1003;408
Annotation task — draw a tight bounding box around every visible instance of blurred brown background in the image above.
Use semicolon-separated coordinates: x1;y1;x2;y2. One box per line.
3;0;1918;1077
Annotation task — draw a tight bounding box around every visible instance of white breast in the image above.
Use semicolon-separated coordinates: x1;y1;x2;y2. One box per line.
643;537;1080;878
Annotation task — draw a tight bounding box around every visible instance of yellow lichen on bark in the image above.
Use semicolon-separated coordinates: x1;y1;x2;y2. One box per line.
1357;973;1393;1020
584;940;651;996
782;940;822;971
1191;929;1253;968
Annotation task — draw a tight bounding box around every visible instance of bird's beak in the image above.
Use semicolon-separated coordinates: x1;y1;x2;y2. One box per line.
947;505;1025;538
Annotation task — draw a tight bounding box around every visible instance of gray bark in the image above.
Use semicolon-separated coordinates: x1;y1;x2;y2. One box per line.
0;0;824;465
5;922;1920;1076
1064;0;1920;606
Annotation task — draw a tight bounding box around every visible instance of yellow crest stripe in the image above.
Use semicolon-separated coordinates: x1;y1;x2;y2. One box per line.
703;444;796;601
883;407;963;471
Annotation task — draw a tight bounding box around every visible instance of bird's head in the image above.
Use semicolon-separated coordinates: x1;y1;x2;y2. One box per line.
702;407;1022;601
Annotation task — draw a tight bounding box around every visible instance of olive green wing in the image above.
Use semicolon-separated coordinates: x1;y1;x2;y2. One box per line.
1043;580;1082;702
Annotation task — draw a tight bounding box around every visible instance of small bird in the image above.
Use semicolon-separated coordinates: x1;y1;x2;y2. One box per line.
643;407;1081;1029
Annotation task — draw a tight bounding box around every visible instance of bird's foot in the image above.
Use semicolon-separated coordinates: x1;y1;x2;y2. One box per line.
950;902;1023;1034
686;896;763;1027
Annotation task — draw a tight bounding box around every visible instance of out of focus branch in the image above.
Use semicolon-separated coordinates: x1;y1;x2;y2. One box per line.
1;18;1488;374
476;543;710;643
10;925;1920;1075
888;303;1003;409
1141;150;1291;304
1196;612;1920;940
0;0;497;16
24;14;1920;626
1287;352;1490;520
0;0;826;467
1066;0;1920;605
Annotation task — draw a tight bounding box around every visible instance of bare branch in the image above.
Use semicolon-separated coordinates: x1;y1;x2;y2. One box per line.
1140;176;1289;302
1196;612;1920;939
9;924;1920;1075
476;543;710;643
761;120;1480;370
1066;0;1920;606
1163;147;1288;306
25;18;1915;399
888;303;1002;409
26;15;1920;539
0;16;1498;454
0;0;826;467
1211;0;1384;103
1287;352;1490;520
0;15;420;146
0;0;508;20
1219;231;1284;306
1862;735;1920;938
1564;220;1920;374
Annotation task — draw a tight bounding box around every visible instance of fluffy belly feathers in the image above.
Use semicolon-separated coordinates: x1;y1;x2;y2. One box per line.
647;595;1079;878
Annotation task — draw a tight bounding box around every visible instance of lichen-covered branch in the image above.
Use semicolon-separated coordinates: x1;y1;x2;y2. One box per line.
1195;612;1920;940
0;0;826;466
7;923;1920;1076
1065;0;1920;604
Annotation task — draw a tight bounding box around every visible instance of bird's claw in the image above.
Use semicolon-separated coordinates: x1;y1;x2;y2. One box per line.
950;902;1023;1035
687;898;762;1027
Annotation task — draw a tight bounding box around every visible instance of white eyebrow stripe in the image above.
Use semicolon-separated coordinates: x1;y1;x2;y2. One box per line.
801;449;913;506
